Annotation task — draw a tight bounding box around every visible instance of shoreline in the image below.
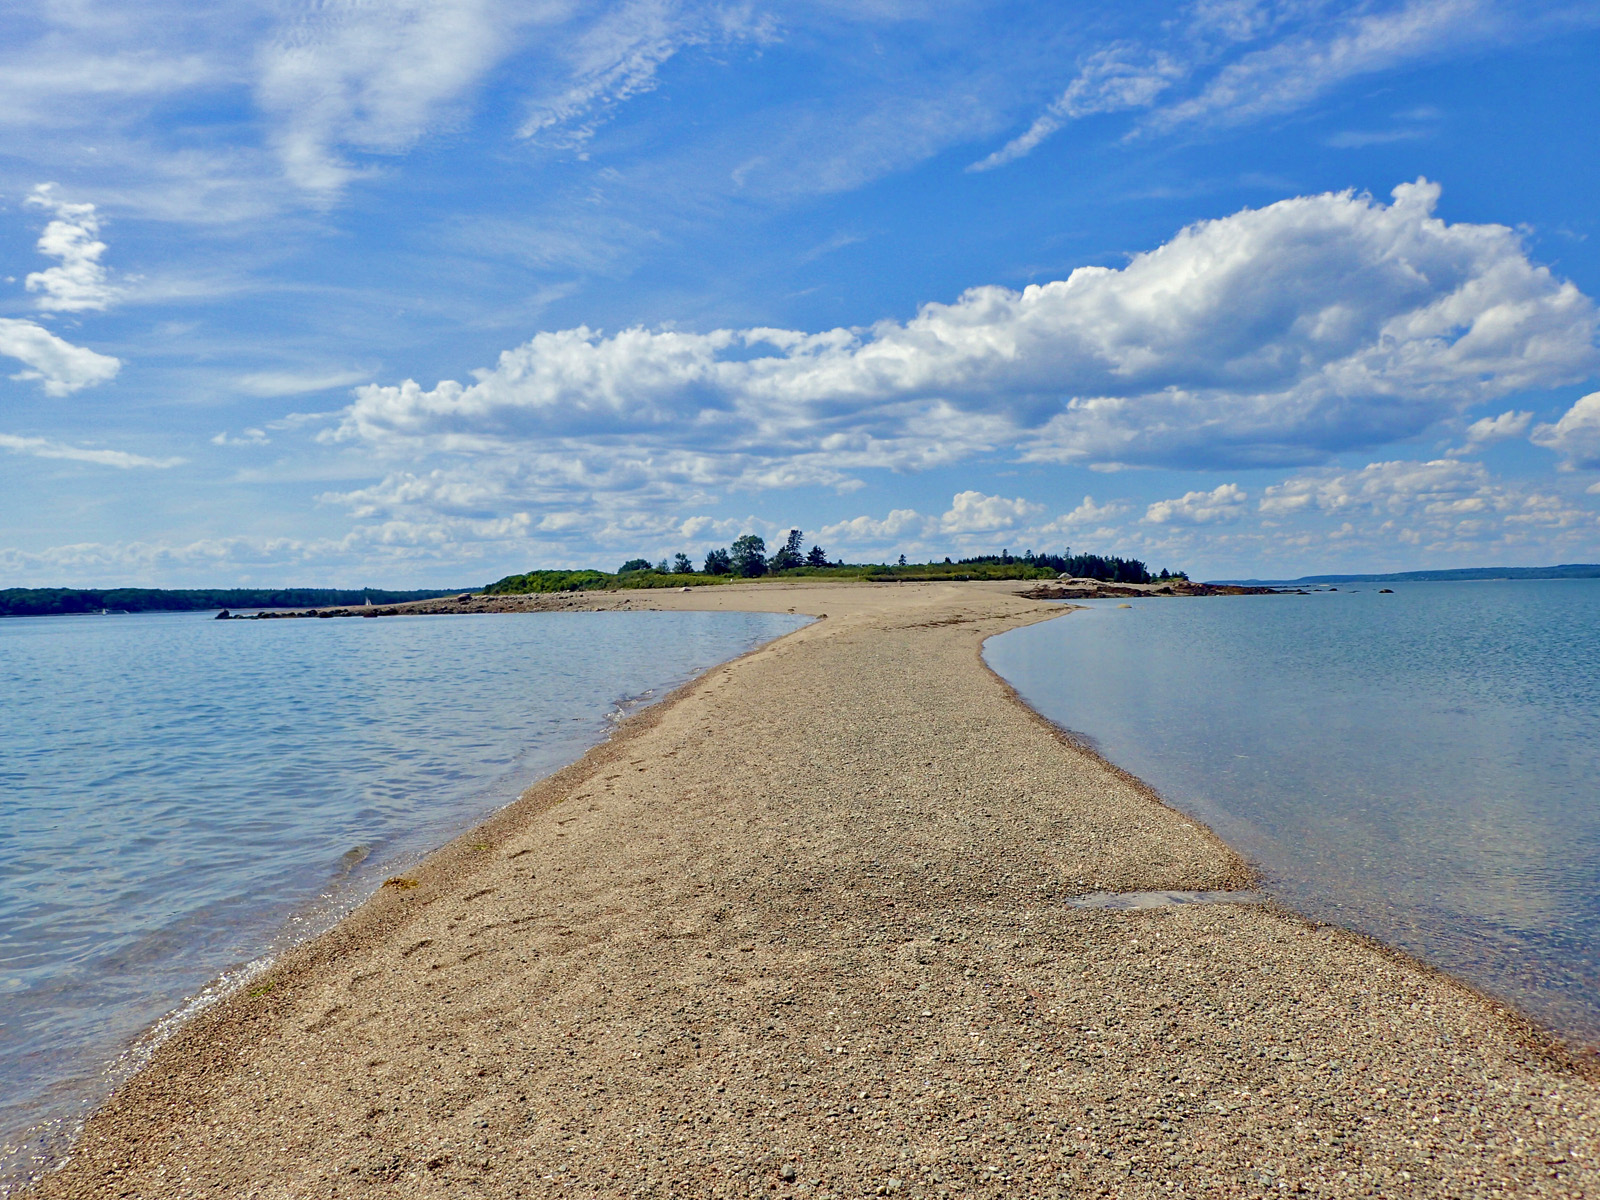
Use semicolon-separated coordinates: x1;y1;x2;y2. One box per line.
26;581;1600;1197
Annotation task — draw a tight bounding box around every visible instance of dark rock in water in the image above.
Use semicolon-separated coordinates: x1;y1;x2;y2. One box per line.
1379;588;1394;593
215;609;231;620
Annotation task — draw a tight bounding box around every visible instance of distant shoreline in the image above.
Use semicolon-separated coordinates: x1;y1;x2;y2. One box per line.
1213;563;1600;586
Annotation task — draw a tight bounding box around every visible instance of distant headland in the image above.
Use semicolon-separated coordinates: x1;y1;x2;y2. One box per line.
0;587;468;619
1214;563;1600;586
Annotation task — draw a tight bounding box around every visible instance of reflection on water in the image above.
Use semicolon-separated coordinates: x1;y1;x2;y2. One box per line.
0;609;805;1189
985;581;1600;1046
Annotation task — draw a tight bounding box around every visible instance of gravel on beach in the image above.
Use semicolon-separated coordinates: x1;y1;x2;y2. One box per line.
31;581;1599;1199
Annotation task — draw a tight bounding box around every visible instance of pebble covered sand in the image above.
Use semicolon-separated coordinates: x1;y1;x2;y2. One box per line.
31;581;1600;1198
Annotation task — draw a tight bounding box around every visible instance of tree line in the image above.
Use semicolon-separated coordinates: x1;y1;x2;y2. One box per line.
619;530;831;578
609;536;1182;584
954;550;1184;584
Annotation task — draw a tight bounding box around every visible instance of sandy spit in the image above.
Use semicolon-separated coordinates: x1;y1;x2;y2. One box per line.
32;581;1599;1198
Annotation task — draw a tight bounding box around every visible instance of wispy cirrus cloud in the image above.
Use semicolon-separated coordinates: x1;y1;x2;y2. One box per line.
519;0;777;151
0;432;179;468
973;0;1547;169
1146;0;1496;135
257;0;556;192
234;368;374;398
971;42;1183;171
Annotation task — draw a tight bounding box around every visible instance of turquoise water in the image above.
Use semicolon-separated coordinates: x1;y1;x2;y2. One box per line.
0;609;806;1187
985;581;1600;1048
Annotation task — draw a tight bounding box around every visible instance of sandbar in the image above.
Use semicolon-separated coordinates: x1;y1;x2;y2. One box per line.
32;581;1599;1198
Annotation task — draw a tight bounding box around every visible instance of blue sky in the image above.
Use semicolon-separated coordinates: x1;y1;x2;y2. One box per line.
2;0;1599;586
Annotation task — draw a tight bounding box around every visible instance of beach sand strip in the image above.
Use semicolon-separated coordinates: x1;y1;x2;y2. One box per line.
32;581;1598;1198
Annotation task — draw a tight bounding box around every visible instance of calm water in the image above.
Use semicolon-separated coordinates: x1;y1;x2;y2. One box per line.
0;609;806;1187
986;580;1600;1047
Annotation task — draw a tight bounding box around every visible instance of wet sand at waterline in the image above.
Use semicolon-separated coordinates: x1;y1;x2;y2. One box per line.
31;582;1599;1198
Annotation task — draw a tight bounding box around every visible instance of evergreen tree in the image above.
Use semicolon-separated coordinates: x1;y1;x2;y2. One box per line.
805;544;828;567
769;528;805;571
672;553;694;574
703;548;732;575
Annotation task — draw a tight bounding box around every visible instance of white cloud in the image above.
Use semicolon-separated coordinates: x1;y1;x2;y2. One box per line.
1452;408;1532;454
0;523;532;587
1325;127;1431;149
0;433;180;469
520;0;776;150
328;182;1598;505
23;184;117;312
817;508;925;546
234;368;373;397
257;0;545;191
211;428;270;447
977;0;1512;166
1057;495;1125;525
971;44;1182;171
1530;392;1600;471
1148;0;1496;135
937;490;1044;533
0;318;122;395
1258;458;1595;535
1145;482;1247;524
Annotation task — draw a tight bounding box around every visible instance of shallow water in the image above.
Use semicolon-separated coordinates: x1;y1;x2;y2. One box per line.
0;608;806;1187
986;580;1600;1046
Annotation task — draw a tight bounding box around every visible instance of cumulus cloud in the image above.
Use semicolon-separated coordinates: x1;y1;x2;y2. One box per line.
0;521;539;587
938;490;1044;533
817;508;924;545
811;491;1135;556
1450;408;1532;455
0;318;122;395
1261;458;1476;515
1059;495;1125;525
0;432;180;469
1258;458;1595;539
1145;482;1247;524
1531;392;1600;470
328;182;1598;509
24;185;117;312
